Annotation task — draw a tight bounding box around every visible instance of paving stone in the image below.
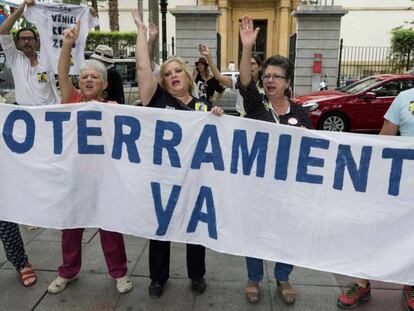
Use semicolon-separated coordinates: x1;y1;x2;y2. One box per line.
116;276;195;311
195;280;272;311
0;270;50;311
35;272;119;311
0;229;404;311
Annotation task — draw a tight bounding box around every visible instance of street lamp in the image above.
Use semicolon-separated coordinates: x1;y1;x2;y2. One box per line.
160;0;168;62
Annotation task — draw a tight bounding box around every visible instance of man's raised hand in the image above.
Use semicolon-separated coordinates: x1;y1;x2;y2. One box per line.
63;21;80;44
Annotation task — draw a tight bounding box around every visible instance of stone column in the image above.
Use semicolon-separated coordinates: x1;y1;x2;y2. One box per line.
277;0;292;56
169;5;221;67
217;0;230;70
292;5;348;95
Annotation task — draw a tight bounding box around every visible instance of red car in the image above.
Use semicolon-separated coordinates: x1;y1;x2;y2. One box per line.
294;74;414;132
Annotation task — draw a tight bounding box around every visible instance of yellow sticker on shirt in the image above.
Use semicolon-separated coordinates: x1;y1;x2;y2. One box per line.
194;102;207;112
37;72;48;83
409;101;414;113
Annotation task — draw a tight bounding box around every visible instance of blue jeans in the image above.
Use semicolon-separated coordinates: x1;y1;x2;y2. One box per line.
245;257;293;282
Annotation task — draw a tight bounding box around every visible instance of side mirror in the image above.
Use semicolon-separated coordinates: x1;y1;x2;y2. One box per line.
361;92;376;100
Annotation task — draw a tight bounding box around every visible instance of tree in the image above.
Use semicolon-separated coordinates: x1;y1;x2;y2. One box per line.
108;0;119;31
390;28;414;71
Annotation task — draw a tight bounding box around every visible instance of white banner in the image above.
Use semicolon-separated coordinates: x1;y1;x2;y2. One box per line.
1;102;414;284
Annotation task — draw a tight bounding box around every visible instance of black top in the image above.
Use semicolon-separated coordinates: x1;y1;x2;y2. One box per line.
195;73;225;105
104;67;125;105
148;84;209;111
236;78;312;129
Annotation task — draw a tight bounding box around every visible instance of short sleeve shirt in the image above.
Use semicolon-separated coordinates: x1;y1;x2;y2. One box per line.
232;76;245;115
62;89;116;105
0;34;60;106
195;73;225;103
62;89;83;104
384;87;414;137
148;84;209;112
105;66;125;104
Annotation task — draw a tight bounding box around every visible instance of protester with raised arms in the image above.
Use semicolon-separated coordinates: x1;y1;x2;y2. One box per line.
132;7;224;298
193;53;225;110
236;15;312;305
47;21;133;295
0;0;60;106
0;0;63;289
198;43;263;116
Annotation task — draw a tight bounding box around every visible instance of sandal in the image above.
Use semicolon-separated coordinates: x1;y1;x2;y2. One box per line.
277;280;296;305
245;281;260;304
19;264;37;287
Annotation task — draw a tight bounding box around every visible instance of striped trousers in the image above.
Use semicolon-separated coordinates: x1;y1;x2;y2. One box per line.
0;221;29;270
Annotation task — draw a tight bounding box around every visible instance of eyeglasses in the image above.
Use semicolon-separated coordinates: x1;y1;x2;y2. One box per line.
261;74;287;81
18;37;36;42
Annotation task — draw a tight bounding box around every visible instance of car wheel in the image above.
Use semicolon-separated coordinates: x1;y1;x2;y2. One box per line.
318;113;349;132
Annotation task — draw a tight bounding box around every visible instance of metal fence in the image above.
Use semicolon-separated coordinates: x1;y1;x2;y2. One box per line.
337;39;413;87
302;0;335;5
317;0;335;5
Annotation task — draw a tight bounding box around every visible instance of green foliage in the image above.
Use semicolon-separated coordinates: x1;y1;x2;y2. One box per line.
85;31;137;57
390;29;414;71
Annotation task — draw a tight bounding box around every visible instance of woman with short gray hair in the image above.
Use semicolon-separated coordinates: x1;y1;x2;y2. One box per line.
48;21;133;295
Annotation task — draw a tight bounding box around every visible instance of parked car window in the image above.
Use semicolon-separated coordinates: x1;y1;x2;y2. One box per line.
401;80;414;92
338;77;382;94
371;81;401;97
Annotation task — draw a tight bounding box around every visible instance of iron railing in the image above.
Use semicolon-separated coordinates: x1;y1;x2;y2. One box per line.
337;39;413;87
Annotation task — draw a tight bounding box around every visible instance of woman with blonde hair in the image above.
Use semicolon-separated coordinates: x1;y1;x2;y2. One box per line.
132;8;224;298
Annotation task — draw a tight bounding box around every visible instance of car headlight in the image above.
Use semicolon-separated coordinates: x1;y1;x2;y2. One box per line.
302;102;319;112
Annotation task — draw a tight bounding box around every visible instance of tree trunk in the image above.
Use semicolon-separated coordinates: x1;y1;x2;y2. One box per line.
148;0;159;61
138;0;143;20
108;0;119;32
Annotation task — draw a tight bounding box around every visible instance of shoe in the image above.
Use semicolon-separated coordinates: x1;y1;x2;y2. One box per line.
116;275;133;294
277;280;296;305
245;281;260;304
403;285;414;311
148;281;164;298
191;277;206;295
337;282;371;309
48;275;77;294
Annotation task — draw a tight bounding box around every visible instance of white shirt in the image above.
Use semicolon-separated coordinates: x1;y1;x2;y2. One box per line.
232;76;245;115
0;34;60;106
24;3;99;75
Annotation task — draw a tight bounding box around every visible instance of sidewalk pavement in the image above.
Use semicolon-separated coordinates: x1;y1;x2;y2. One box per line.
0;227;405;311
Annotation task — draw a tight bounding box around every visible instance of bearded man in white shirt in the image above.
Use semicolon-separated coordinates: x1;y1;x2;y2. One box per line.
0;0;60;106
